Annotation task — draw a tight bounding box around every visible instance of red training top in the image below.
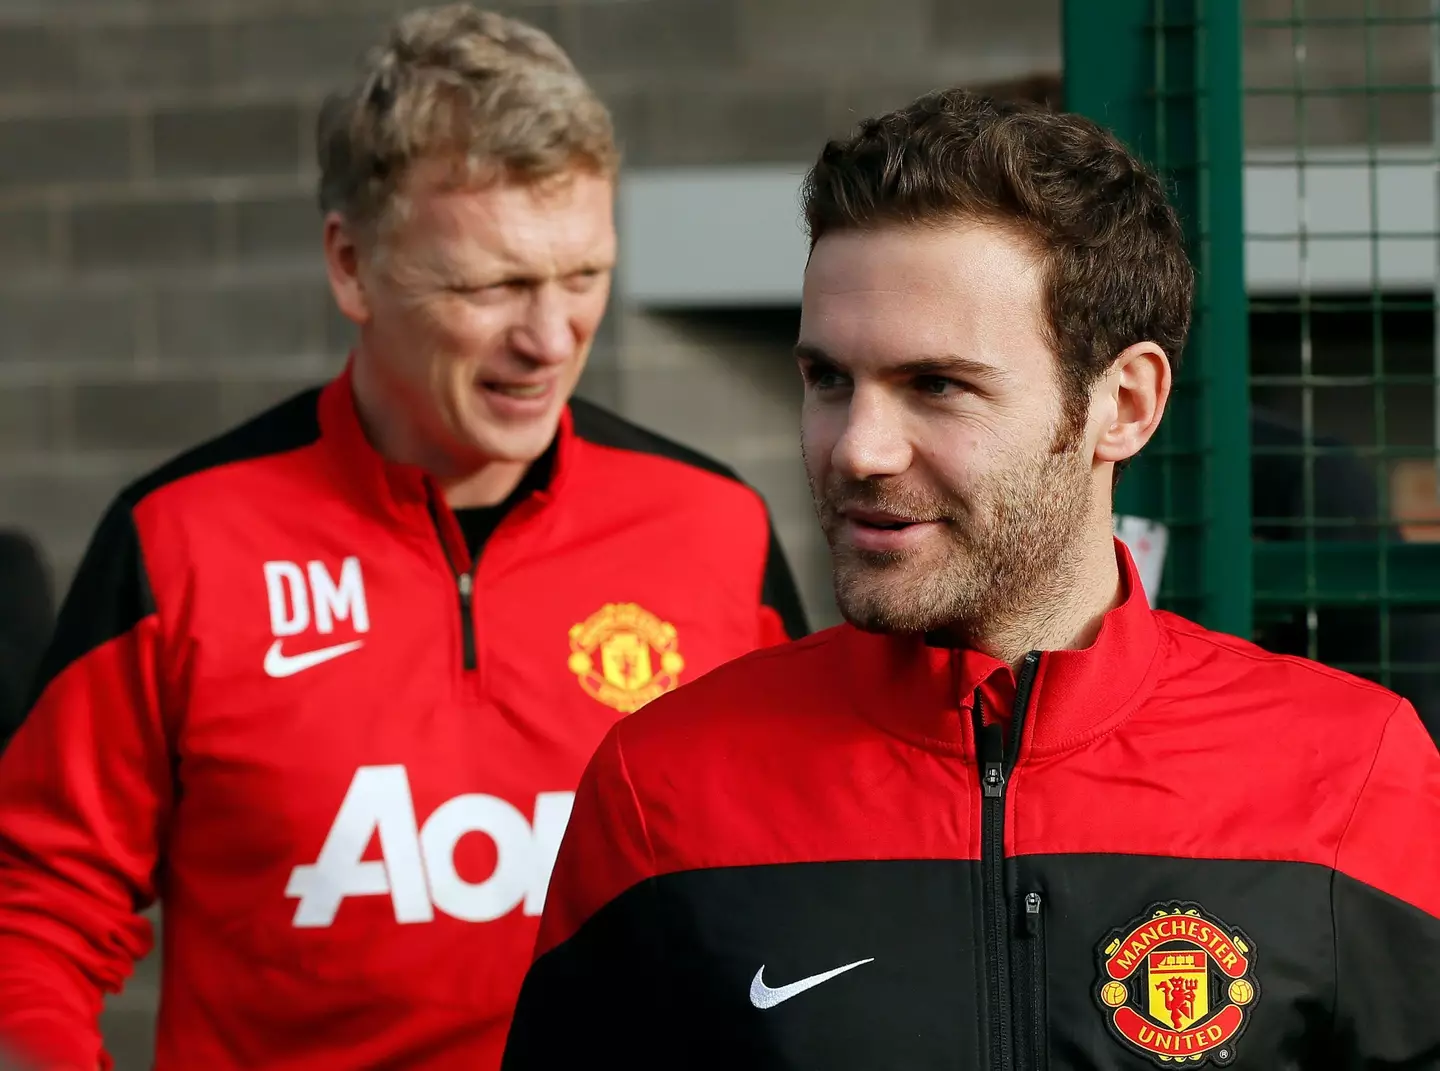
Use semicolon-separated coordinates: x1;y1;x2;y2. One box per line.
504;542;1440;1070
0;364;807;1071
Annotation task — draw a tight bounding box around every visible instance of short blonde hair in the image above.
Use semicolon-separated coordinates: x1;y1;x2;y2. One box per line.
317;4;618;238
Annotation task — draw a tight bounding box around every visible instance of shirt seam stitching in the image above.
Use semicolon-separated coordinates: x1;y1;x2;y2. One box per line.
1328;695;1404;1039
612;727;658;877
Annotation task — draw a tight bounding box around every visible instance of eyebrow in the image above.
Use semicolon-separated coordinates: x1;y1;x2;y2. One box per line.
794;343;1004;385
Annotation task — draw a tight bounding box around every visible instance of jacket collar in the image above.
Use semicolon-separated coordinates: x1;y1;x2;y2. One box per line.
315;359;579;557
842;539;1164;761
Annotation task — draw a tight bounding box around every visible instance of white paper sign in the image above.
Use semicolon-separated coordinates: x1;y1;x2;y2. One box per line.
1113;515;1168;605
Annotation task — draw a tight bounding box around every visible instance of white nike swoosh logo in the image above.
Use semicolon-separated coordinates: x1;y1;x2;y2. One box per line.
749;958;874;1010
264;639;364;678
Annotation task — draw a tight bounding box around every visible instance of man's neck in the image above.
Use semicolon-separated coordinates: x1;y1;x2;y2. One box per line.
441;463;531;509
350;354;533;509
975;524;1124;670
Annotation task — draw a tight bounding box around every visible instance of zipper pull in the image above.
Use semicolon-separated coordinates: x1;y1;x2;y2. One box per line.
983;764;1005;798
458;572;473;600
1024;891;1043;934
979;722;1006;798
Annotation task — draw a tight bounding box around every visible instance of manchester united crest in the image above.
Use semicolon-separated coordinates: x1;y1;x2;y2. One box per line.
567;603;684;714
1094;902;1259;1067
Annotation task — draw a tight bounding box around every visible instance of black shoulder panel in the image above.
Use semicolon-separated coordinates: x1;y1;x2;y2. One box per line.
568;397;742;484
10;387;324;742
762;525;811;639
22;499;157;729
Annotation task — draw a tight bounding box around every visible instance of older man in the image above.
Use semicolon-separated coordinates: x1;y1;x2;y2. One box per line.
0;7;805;1070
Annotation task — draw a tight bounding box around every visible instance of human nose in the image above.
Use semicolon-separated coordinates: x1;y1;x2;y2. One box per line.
509;284;577;366
830;386;914;480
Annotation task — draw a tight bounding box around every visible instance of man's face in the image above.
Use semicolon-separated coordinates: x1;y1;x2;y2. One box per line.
798;219;1095;639
352;161;616;473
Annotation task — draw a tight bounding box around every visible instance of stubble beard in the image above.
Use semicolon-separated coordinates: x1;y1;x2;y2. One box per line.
817;444;1092;642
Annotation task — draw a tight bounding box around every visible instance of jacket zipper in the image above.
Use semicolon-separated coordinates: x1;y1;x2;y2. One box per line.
428;498;479;672
1022;891;1049;1071
456;570;477;671
973;650;1041;1071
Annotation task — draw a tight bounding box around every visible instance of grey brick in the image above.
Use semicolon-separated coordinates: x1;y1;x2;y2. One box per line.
156;278;326;363
0;23;211;96
933;0;1061;53
71;198;218;272
212;13;390;93
323;295;357;359
0;207;54;271
74;23;214;95
562;0;739;78
729;454;813;524
0;114;131;190
152;104;302;180
70;379;225;452
0;385;58;452
1374;92;1430;143
0;290;138;364
795;550;840;629
218;374;327;427
622;362;743;456
739;0;932;74
0;25;79;95
0;0;147;16
97;1003;156;1071
588;294;619;371
828;78;953;134
100;936;159;1071
0;471;127;553
574;364;620;410
646;84;829;165
234;193;323;265
596;87;650;163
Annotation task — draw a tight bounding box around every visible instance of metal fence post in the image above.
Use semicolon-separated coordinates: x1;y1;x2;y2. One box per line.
1065;0;1253;637
1198;0;1254;638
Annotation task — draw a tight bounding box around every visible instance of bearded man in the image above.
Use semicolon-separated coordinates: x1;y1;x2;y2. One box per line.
500;89;1440;1070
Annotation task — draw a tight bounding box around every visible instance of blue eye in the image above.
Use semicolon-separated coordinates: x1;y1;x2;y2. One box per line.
802;363;848;391
917;376;962;397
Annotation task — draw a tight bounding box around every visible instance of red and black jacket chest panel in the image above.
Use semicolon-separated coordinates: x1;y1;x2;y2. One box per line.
503;548;1440;1071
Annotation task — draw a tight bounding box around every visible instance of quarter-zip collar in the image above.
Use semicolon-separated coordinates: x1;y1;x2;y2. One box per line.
843;539;1163;759
315;358;579;547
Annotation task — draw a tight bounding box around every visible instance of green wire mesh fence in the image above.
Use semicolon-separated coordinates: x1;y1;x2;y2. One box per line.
1066;0;1440;731
1245;0;1440;720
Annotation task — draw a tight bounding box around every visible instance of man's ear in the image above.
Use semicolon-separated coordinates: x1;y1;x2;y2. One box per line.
323;212;372;328
1092;341;1172;467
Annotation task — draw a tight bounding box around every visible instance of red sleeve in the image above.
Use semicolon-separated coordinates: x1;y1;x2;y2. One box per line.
0;501;172;1071
532;724;654;960
1334;698;1440;917
507;725;666;1068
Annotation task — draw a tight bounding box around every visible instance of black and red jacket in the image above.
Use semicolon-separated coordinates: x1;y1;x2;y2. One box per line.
504;543;1440;1070
0;365;807;1071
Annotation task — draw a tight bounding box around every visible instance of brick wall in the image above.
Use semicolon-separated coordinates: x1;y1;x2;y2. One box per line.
0;0;1065;1062
0;0;1063;597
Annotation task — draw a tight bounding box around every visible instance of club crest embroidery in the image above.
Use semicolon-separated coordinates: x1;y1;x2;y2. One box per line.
1094;902;1259;1067
567;603;684;714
